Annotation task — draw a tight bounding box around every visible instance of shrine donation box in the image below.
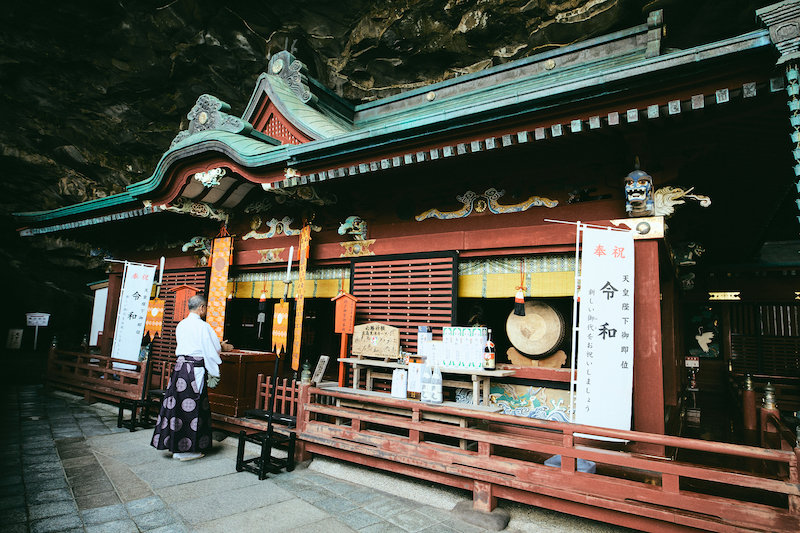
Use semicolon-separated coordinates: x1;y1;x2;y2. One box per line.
207;349;277;417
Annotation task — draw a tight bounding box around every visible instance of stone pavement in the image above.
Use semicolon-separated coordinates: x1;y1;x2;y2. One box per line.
1;384;629;533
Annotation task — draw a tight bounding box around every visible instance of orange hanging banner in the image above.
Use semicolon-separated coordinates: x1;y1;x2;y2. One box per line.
272;301;289;355
144;298;165;338
207;236;233;341
291;224;311;371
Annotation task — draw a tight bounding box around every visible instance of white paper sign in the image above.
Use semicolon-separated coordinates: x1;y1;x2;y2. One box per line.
111;262;156;365
575;227;635;431
312;355;330;384
26;313;50;327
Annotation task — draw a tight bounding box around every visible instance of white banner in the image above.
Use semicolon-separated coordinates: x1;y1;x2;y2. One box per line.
111;262;156;364
575;226;635;431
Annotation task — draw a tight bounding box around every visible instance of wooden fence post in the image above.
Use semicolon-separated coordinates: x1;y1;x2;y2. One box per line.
790;446;799;513
473;480;496;513
294;383;312;463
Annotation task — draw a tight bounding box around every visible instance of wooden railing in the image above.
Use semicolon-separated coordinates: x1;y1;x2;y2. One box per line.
255;375;300;417
762;410;798;451
296;385;800;533
47;348;149;404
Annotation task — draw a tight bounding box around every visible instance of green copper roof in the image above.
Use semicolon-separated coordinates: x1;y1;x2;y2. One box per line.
264;75;352;139
16;10;776;230
127;130;286;197
17;131;285;223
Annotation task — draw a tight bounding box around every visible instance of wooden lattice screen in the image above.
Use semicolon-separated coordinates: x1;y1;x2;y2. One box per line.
350;253;458;354
149;269;209;362
730;303;800;377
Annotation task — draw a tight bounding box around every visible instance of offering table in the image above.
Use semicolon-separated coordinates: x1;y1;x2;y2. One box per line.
337;357;515;406
209;349;277;417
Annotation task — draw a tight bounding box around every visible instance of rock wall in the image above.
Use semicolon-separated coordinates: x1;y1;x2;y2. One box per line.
0;0;775;340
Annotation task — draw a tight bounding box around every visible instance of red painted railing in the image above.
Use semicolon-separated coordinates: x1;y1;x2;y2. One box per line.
255;374;300;417
47;348;148;403
296;384;800;532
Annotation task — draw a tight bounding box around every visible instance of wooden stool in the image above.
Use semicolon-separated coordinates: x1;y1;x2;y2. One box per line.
117;360;173;432
235;429;296;480
117;397;153;431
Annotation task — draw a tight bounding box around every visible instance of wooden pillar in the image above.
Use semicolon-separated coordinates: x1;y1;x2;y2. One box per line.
294;383;313;463
791;447;800;513
472;480;496;513
660;275;678;408
633;240;665;436
102;272;123;356
742;388;757;431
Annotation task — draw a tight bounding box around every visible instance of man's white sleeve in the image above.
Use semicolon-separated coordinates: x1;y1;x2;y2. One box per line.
203;324;223;378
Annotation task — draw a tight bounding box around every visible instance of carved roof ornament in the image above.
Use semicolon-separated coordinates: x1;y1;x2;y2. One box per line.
268;51;318;107
757;1;800;64
243;198;273;214
653;186;711;218
271;184;338;206
416;188;557;221
181;236;212;267
166;199;229;223
242;215;322;240
171;94;252;147
194;167;226;188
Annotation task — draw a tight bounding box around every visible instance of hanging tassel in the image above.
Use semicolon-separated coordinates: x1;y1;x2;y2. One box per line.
514;258;526;316
514;288;526;316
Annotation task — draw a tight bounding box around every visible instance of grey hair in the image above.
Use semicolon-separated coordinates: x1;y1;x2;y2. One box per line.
187;294;208;310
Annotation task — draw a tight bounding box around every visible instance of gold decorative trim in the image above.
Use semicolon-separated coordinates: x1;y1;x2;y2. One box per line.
339;239;376;257
243;215;321;240
257;248;286;264
416;188;557;221
610;216;665;239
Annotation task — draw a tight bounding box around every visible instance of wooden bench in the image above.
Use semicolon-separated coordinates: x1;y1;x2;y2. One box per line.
47;347;148;405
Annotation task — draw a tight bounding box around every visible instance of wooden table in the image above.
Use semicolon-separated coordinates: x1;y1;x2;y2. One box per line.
337;357;515;406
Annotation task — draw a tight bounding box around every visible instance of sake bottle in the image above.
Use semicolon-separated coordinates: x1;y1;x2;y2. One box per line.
421;365;432;402
483;328;496;370
431;366;443;404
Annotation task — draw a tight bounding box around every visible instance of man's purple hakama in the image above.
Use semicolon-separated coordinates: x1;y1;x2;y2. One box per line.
151;355;213;453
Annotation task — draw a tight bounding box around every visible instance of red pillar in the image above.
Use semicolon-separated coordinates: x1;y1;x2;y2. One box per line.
294;383;313;464
633;240;665;436
102;272;123;356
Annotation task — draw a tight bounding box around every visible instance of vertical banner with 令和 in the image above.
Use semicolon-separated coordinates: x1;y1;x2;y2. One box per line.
575;226;635;431
112;262;157;364
207;236;232;341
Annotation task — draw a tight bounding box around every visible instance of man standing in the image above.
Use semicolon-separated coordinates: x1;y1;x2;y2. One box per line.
151;294;222;460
